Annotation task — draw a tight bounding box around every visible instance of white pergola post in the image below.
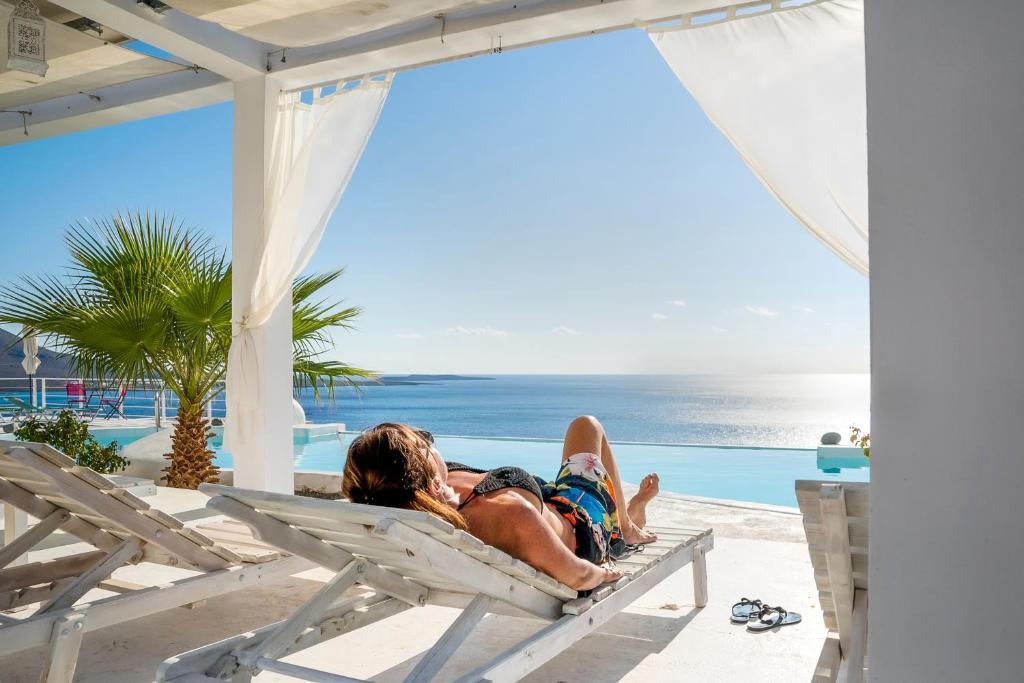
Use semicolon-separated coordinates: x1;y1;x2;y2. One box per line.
231;76;294;493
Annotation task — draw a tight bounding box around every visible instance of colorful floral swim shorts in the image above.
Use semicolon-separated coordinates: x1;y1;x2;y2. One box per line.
540;452;625;564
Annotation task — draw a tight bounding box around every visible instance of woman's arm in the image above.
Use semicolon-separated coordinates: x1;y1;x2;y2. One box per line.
485;495;622;591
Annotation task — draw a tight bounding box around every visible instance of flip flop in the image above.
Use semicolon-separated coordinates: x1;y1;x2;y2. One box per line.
730;598;764;623
746;605;802;632
609;538;644;560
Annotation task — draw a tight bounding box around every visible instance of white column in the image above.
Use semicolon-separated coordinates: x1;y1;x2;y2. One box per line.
866;1;1024;680
231;76;294;493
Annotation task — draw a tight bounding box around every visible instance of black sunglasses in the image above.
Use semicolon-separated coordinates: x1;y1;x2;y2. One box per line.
416;429;434;445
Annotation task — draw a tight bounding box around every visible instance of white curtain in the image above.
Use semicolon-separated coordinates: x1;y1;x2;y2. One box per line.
650;0;868;274
225;75;391;452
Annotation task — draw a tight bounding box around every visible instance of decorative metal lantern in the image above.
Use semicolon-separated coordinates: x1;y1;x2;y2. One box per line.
7;0;47;77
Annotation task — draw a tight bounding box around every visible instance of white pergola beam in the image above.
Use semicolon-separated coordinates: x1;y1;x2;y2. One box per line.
0;0;716;146
0;68;230;147
271;0;722;91
48;0;271;80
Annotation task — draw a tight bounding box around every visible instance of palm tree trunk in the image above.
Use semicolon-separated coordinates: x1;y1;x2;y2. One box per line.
163;406;219;489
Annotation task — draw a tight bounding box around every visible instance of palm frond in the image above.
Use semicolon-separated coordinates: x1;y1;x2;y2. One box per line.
289;267;374;400
0;212;374;411
293;269;345;306
292;358;376;403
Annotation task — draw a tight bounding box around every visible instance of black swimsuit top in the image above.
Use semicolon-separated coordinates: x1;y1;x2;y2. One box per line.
446;462;544;510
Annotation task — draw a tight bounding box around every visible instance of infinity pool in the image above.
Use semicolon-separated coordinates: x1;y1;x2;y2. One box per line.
211;432;868;508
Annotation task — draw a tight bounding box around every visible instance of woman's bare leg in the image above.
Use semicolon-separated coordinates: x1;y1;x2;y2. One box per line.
562;416;658;545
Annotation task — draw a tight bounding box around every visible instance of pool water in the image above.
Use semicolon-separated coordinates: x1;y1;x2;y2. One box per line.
212;432;869;508
90;427;157;448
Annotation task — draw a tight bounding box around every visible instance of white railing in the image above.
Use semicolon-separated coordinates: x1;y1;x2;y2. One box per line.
0;377;227;423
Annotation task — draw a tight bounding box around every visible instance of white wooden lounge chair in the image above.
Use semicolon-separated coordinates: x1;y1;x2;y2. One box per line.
0;442;313;683
159;483;714;683
796;480;869;683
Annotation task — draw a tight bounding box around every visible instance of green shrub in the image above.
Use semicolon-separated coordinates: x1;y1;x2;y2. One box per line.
14;410;129;474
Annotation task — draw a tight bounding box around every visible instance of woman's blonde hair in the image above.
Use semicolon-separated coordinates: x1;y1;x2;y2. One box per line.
342;423;467;530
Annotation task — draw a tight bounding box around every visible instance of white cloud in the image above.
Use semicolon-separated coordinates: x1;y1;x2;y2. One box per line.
651;313;668;321
669;299;688;307
444;325;510;337
745;305;779;318
550;326;582;336
711;326;728;333
792;305;815;314
395;332;422;340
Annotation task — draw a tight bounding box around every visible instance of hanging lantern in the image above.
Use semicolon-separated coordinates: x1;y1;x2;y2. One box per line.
7;0;47;77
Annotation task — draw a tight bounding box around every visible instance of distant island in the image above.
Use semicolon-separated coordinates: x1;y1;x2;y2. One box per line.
0;332;495;388
392;375;494;382
351;374;496;386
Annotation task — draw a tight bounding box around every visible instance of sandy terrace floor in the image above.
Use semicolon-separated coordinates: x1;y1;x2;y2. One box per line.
0;485;825;683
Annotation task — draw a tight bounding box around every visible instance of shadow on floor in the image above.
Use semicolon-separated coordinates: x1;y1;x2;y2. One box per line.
0;573;331;683
369;606;703;683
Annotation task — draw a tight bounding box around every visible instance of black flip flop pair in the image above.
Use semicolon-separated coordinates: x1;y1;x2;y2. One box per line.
731;598;802;632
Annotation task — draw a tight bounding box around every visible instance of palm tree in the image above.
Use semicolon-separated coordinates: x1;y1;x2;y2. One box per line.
0;212;373;488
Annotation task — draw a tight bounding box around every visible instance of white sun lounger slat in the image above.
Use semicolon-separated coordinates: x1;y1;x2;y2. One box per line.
104;487;152;511
0;442;313;682
2;475;65;496
646;525;712;536
9;456;228;573
289;520;377;540
205;494;430;608
29;445;77;468
802;519;869;551
796;480;869;683
68;465;118;491
809;551;868;582
195;521;284;561
0;550;107;592
0;459;50;482
796;482;870;517
3;446;229;571
247;508;378;535
202;484;580;602
200;484;458;535
159;484;714;682
0;478;123;551
144;507;187;529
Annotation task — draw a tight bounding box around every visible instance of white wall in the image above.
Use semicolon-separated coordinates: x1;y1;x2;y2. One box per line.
866;2;1024;680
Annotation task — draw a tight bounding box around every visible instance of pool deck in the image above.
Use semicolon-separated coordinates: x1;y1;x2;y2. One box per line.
0;484;825;682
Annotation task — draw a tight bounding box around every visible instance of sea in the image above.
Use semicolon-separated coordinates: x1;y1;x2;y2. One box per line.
297;374;870;449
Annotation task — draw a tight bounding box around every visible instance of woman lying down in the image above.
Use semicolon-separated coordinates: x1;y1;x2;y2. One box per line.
341;416;661;591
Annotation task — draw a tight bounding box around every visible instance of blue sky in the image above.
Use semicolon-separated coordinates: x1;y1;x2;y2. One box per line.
0;29;868;375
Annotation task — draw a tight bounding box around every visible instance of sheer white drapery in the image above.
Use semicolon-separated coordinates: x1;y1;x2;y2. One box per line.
225;75;391;452
650;0;868;274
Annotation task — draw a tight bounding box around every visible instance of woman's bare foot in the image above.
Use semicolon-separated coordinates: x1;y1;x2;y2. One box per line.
623;474;660;544
622;521;658;546
626;474;660;528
